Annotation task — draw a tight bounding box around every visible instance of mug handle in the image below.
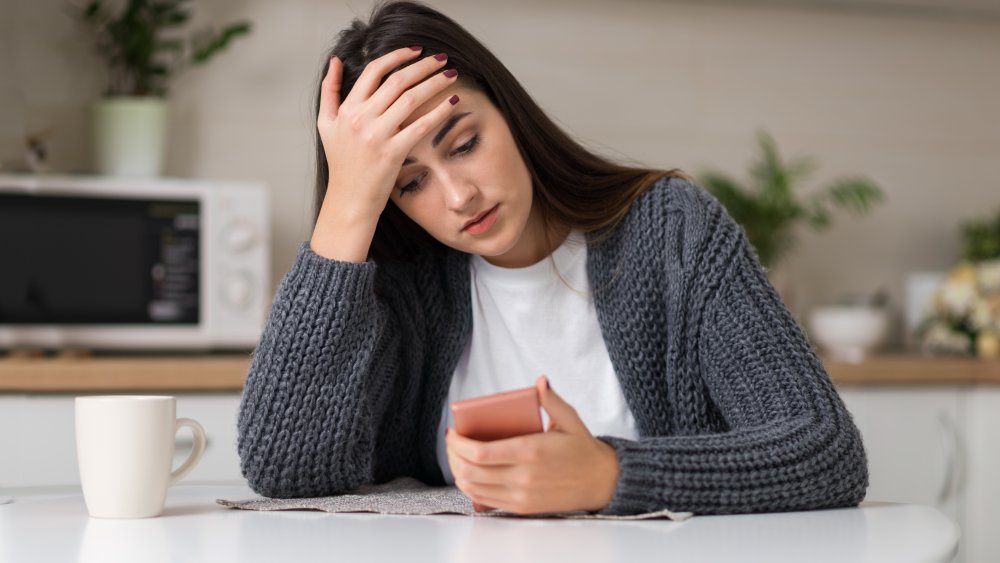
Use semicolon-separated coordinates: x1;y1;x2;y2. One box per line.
170;418;207;486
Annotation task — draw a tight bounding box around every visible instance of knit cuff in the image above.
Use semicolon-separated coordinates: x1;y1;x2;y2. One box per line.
594;435;667;516
282;241;378;305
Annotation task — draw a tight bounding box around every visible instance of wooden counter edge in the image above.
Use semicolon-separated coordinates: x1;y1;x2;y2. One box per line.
0;355;251;392
2;353;1000;392
827;354;1000;386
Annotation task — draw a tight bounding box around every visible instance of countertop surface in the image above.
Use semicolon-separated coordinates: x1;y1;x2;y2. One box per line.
2;353;999;392
0;482;959;563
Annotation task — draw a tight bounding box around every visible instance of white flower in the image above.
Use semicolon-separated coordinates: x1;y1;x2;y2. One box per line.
937;278;977;317
985;294;1000;333
921;322;972;355
970;298;994;330
921;260;1000;357
978;259;1000;293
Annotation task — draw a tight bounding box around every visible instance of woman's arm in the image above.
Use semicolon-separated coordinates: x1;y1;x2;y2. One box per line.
242;47;460;498
236;242;404;498
595;184;869;515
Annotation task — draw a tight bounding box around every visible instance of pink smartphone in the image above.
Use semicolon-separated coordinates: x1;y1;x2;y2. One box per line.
450;386;544;513
450;386;544;442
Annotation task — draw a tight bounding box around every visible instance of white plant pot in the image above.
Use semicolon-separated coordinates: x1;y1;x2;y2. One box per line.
91;97;168;177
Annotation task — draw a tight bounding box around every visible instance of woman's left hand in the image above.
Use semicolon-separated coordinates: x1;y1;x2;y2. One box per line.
445;375;620;514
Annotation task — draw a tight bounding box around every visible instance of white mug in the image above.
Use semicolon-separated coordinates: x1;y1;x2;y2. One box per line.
75;395;206;518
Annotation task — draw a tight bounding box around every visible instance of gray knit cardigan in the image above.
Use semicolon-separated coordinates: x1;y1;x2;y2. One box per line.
236;176;869;515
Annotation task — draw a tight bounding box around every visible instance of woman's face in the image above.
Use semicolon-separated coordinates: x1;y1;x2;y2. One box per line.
389;83;548;268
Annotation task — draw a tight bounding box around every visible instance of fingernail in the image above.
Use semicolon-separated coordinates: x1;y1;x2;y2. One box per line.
409;45;422;51
443;69;457;78
449;95;459;105
434;53;448;62
545;377;551;390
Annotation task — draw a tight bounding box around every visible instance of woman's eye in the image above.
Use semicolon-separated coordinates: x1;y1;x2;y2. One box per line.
452;134;480;157
399;135;481;196
399;172;426;194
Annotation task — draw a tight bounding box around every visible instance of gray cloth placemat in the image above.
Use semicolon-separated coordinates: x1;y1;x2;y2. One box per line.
218;477;692;521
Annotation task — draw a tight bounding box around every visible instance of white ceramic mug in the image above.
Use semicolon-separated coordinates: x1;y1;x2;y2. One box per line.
75;395;206;518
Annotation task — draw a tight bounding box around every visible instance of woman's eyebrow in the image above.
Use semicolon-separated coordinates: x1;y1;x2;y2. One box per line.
402;112;472;166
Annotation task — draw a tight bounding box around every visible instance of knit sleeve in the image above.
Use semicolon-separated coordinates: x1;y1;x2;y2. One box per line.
236;242;403;498
595;186;869;515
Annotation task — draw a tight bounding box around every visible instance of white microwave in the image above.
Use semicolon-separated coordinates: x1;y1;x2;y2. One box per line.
0;174;270;351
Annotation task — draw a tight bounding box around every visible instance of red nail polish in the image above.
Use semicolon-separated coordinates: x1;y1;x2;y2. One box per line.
443;69;457;78
409;45;422;51
449;95;459;105
434;53;448;62
545;377;551;390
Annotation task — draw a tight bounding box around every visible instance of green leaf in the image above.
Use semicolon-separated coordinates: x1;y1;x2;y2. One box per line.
805;199;832;229
189;21;252;65
83;1;101;19
700;171;754;217
162;11;190;27
961;207;1000;261
749;130;790;202
825;177;884;214
785;154;819;185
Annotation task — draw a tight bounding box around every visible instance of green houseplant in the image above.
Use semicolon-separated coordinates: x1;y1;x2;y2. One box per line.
961;207;1000;262
72;0;251;176
698;131;885;271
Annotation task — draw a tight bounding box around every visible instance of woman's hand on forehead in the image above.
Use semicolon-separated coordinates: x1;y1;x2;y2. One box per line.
310;46;461;262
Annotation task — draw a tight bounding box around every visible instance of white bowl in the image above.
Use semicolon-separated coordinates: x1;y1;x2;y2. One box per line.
808;306;890;363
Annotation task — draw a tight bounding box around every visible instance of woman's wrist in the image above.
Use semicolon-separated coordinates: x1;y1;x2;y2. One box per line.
310;205;380;263
587;438;620;511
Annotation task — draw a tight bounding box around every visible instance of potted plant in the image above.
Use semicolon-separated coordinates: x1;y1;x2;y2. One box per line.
697;131;886;352
698;130;885;272
72;0;251;177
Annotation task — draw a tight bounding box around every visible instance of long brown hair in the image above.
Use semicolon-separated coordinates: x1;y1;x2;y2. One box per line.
314;0;692;263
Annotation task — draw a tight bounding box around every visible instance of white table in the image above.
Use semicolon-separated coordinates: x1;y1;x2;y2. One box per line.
0;482;959;563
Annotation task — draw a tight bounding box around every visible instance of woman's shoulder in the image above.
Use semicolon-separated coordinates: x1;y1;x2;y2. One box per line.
618;174;727;243
616;173;738;273
634;174;723;221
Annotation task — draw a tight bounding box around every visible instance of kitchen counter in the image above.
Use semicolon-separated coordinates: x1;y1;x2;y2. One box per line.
0;353;251;392
825;354;1000;385
0;483;960;563
1;352;999;392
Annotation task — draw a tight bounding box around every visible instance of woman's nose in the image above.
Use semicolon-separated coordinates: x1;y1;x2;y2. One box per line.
440;174;477;211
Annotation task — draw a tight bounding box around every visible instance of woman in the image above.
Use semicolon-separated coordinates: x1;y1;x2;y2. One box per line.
236;0;869;516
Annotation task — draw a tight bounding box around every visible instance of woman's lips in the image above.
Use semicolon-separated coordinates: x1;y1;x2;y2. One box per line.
463;204;499;235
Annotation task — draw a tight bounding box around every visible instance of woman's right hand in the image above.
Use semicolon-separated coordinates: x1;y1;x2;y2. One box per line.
310;46;460;262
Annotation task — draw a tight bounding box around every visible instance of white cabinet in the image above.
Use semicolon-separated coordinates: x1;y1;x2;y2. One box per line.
837;387;965;522
838;385;1000;563
0;393;245;489
963;388;1000;563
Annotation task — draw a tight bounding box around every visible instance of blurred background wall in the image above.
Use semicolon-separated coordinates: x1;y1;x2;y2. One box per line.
2;0;998;345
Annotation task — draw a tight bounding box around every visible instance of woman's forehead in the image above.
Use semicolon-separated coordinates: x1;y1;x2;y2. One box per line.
399;84;484;129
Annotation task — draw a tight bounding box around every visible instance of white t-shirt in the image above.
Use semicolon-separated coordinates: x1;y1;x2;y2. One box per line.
435;230;638;484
